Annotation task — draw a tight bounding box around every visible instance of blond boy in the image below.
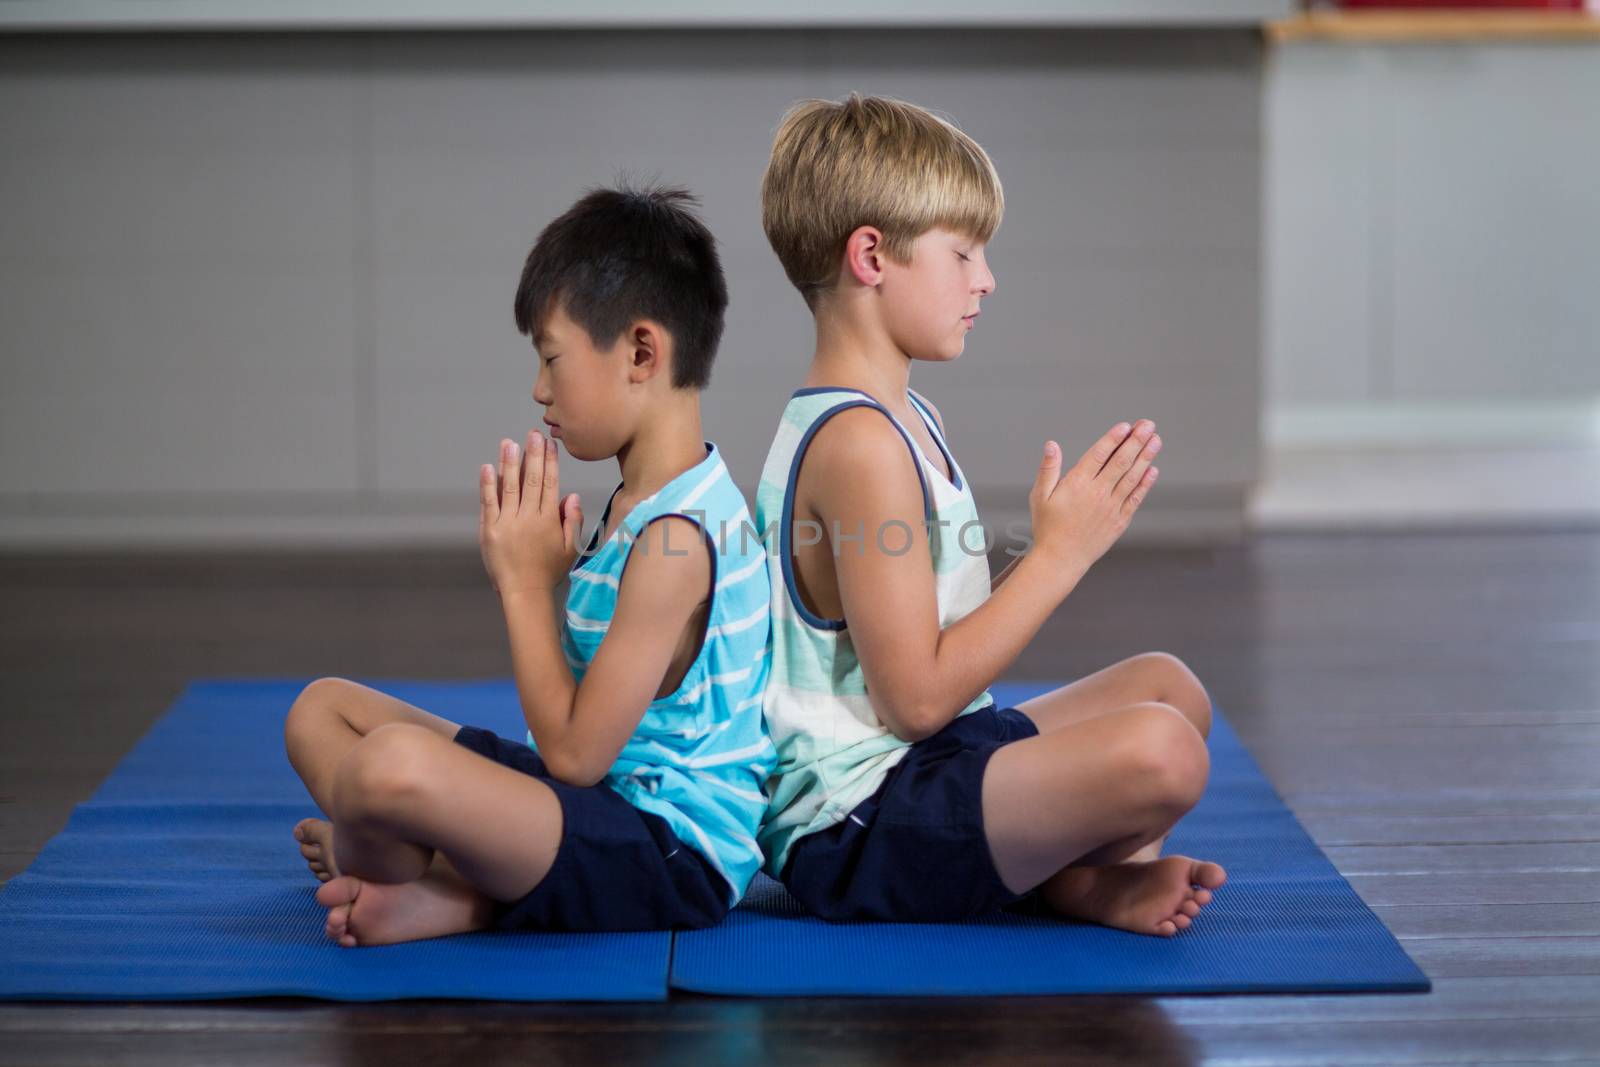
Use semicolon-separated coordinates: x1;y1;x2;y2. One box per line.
754;96;1226;935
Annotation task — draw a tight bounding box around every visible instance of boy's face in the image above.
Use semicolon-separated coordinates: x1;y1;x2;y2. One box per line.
879;226;995;363
530;301;638;463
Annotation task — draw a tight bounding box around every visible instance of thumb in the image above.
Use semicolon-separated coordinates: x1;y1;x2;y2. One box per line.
561;494;583;553
1032;441;1061;500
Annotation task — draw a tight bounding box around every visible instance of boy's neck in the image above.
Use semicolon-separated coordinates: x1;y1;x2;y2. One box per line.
614;394;707;501
802;295;913;404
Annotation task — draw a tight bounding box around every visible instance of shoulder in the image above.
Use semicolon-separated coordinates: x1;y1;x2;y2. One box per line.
616;515;712;611
801;406;925;517
907;387;945;434
806;404;916;475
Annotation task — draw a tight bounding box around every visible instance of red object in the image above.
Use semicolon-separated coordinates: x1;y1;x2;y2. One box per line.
1337;1;1583;7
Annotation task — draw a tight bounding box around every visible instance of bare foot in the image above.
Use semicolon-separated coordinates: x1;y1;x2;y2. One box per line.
314;869;500;948
294;818;340;882
1043;855;1227;937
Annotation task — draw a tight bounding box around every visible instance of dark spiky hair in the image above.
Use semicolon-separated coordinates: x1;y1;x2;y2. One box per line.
513;183;728;390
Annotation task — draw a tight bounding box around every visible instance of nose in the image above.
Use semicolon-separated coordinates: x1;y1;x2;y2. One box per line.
532;366;554;407
977;264;996;297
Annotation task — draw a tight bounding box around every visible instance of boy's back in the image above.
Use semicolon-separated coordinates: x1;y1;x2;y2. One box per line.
755;386;989;878
556;439;773;901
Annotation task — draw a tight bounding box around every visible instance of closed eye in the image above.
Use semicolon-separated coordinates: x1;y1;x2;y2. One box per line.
956;252;971;262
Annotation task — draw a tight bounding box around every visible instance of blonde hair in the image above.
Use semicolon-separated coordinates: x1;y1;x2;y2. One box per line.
761;94;1004;309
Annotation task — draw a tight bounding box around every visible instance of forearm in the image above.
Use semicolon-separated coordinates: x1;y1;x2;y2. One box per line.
499;589;582;765
902;549;1087;739
990;552;1024;593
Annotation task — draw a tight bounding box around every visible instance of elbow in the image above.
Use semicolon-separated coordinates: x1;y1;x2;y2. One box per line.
539;746;607;788
875;693;945;744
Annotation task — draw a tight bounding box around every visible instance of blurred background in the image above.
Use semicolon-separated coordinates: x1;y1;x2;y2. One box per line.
4;0;1592;552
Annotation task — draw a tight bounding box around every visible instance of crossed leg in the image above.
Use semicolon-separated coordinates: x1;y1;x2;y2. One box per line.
284;677;466;884
981;700;1226;937
283;678;561;946
311;722;564;946
1016;651;1212;740
1014;651;1211;866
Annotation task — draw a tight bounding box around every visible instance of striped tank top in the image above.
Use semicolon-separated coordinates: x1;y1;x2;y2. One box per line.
754;387;994;878
529;440;775;905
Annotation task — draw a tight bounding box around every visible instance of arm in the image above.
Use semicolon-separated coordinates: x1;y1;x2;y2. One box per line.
990;554;1024;593
806;412;1158;743
480;430;710;786
806;411;1068;743
500;517;710;786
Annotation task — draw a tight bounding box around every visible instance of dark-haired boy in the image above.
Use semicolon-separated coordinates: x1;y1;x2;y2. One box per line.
282;185;773;945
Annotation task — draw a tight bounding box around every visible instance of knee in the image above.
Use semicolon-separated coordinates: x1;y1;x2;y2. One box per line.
1110;703;1209;818
283;676;356;752
330;723;437;824
1134;651;1211;739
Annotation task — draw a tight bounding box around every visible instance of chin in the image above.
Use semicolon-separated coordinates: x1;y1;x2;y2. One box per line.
556;435;595;462
909;341;965;364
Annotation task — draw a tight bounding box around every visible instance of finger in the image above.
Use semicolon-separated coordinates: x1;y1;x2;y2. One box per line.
499;439;521;507
1097;419;1154;482
542;436;560;514
1080;422;1134;477
479;463;498;526
1114;431;1161;501
1123;465;1159;515
1032;441;1062;501
522;430;544;511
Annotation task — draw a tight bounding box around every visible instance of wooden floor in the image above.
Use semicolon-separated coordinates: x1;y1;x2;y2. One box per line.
2;530;1598;1065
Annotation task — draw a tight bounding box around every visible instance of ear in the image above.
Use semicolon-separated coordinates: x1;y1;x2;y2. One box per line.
842;225;887;289
625;320;669;385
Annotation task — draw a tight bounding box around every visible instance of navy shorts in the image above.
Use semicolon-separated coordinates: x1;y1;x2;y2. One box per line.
780;704;1041;923
451;725;729;932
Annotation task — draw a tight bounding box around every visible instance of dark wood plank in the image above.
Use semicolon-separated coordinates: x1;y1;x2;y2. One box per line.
1323;843;1600;875
1297;814;1600;847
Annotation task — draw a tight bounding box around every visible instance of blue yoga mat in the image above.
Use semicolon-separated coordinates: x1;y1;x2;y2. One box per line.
0;679;670;1002
670;681;1432;997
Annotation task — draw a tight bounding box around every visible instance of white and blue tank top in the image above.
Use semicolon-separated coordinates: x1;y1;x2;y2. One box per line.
754;388;994;878
528;441;775;905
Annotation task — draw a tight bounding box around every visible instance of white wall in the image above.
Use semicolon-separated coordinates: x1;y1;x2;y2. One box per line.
1256;37;1600;527
0;29;1267;548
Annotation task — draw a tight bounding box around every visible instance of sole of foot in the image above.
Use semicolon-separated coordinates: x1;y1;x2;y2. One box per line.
294;817;340;882
1051;855;1227;937
314;873;494;948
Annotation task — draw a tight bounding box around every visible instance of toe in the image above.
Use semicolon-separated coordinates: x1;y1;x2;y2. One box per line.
1172;913;1192;931
1195;862;1227;890
1180;899;1200;918
1192;888;1213;906
1155;919;1176;937
300;842;321;860
315;875;359;909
